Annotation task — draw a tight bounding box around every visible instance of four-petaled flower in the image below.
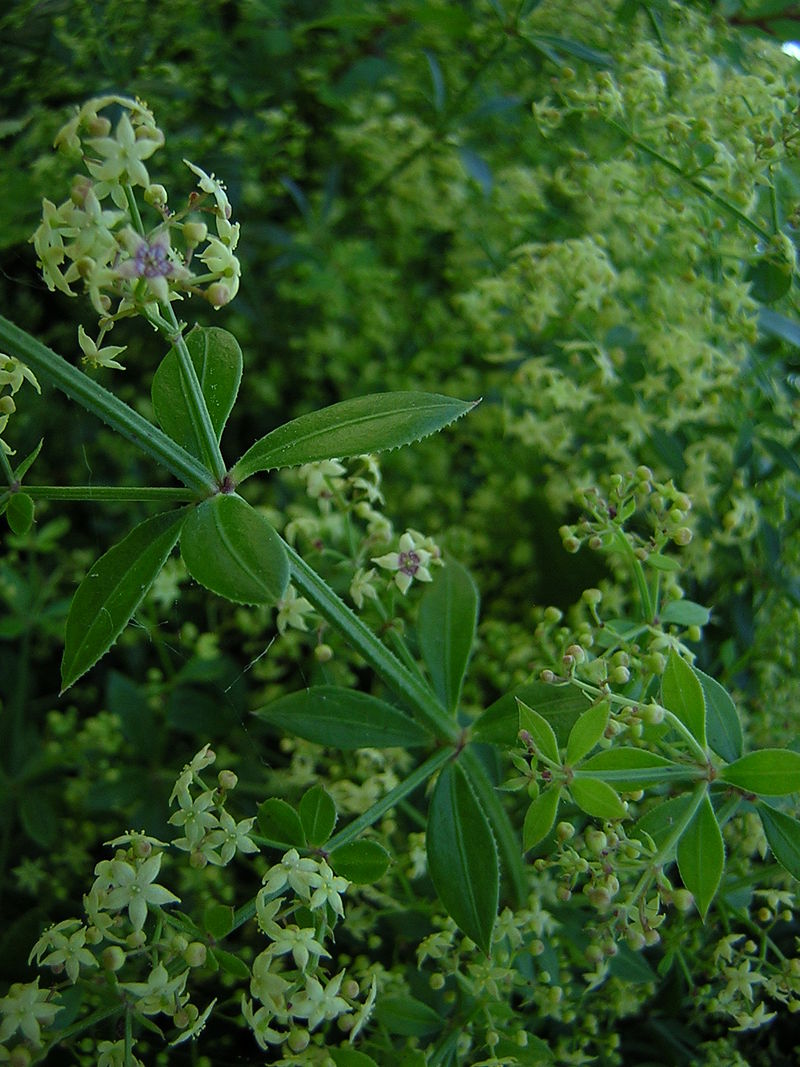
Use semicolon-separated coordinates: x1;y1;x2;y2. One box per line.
373;531;434;594
288;971;351;1032
104;853;180;931
262;849;322;899
116;228;190;303
0;979;61;1044
204;810;259;865
85;112;161;189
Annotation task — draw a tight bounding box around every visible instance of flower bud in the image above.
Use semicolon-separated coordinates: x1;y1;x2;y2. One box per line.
144;183;168;206
314;643;334;662
102;945;126;971
206;282;232;307
0;395;16;415
126;929;147;949
288;1029;310;1051
218;769;238;791
183;221;208;245
672;526;692;546
184;941;208;968
86;115;112;137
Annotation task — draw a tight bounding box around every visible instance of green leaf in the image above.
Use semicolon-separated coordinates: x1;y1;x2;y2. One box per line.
61;508;188;691
747;257;792;303
719;749;800;796
644;553;681;572
578;749;684;790
569;778;627;820
632;793;694;851
299;784;337;846
758;804;800;879
518;700;560;764
330;839;391;883
6;492;34;534
427;762;498;952
152;326;242;457
677;793;724;919
418;557;479;715
462;749;527;908
13;438;43;481
526;32;613;66
472;681;588;746
257;798;306;847
566;701;609;765
660;600;711;627
694;668;743;763
661;649;706;747
202;903;234;940
523;788;561;851
253;685;431;748
209;948;250;979
232;392;477;482
180;493;288;605
331;1049;380;1067
374;995;443;1037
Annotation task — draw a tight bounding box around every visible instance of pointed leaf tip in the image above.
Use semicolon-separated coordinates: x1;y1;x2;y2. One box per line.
61;508;188;691
232;392;478;483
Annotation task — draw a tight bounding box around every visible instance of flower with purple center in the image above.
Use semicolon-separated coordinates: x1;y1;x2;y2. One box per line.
116;227;190;302
373;531;434;595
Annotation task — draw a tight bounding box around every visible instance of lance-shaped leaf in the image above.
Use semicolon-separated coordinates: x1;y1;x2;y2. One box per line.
427;761;498;953
152;326;242;457
61;508;188;691
518;699;560;765
758;804;800;879
566;701;609;765
719;749;800;796
180;493;288;605
694;668;743;763
472;680;588;746
523;787;561;852
254;686;431;748
661;648;706;748
632;793;694;852
677;793;724;919
231;392;477;482
570;778;627;820
418;557;479;715
299;784;337;846
578;749;685;790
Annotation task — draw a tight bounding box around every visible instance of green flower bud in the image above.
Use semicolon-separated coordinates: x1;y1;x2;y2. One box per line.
218;769;238;791
673;526;693;546
288;1029;310;1052
184;941;207;968
102;945;126;971
144;183;168;206
183;221;208;245
314;643;334;662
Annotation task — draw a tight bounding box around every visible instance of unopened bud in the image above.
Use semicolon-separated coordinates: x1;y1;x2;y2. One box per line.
102;945;126;971
183;221;208;245
218;769;238;791
145;183;168;206
184;941;208;968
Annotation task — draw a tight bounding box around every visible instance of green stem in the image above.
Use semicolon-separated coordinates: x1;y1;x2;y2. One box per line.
604;118;773;243
21;485;197;502
0;315;215;494
326;746;454;851
285;542;459;742
123;183;225;483
612;527;653;623
162;302;227;484
230;746;454;935
623;781;707;908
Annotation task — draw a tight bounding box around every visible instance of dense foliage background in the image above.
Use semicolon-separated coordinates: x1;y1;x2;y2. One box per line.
2;1;800;1064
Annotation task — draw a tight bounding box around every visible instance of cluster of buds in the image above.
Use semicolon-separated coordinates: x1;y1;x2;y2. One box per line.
30;95;241;369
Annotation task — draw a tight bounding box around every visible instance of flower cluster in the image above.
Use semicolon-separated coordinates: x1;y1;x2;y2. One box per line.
241;849;375;1054
169;743;259;867
30;95;241;370
0;354;40;455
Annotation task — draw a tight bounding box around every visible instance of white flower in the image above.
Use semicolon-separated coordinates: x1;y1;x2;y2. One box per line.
289;971;351;1031
372;531;434;594
78;325;127;370
104;853;180;931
